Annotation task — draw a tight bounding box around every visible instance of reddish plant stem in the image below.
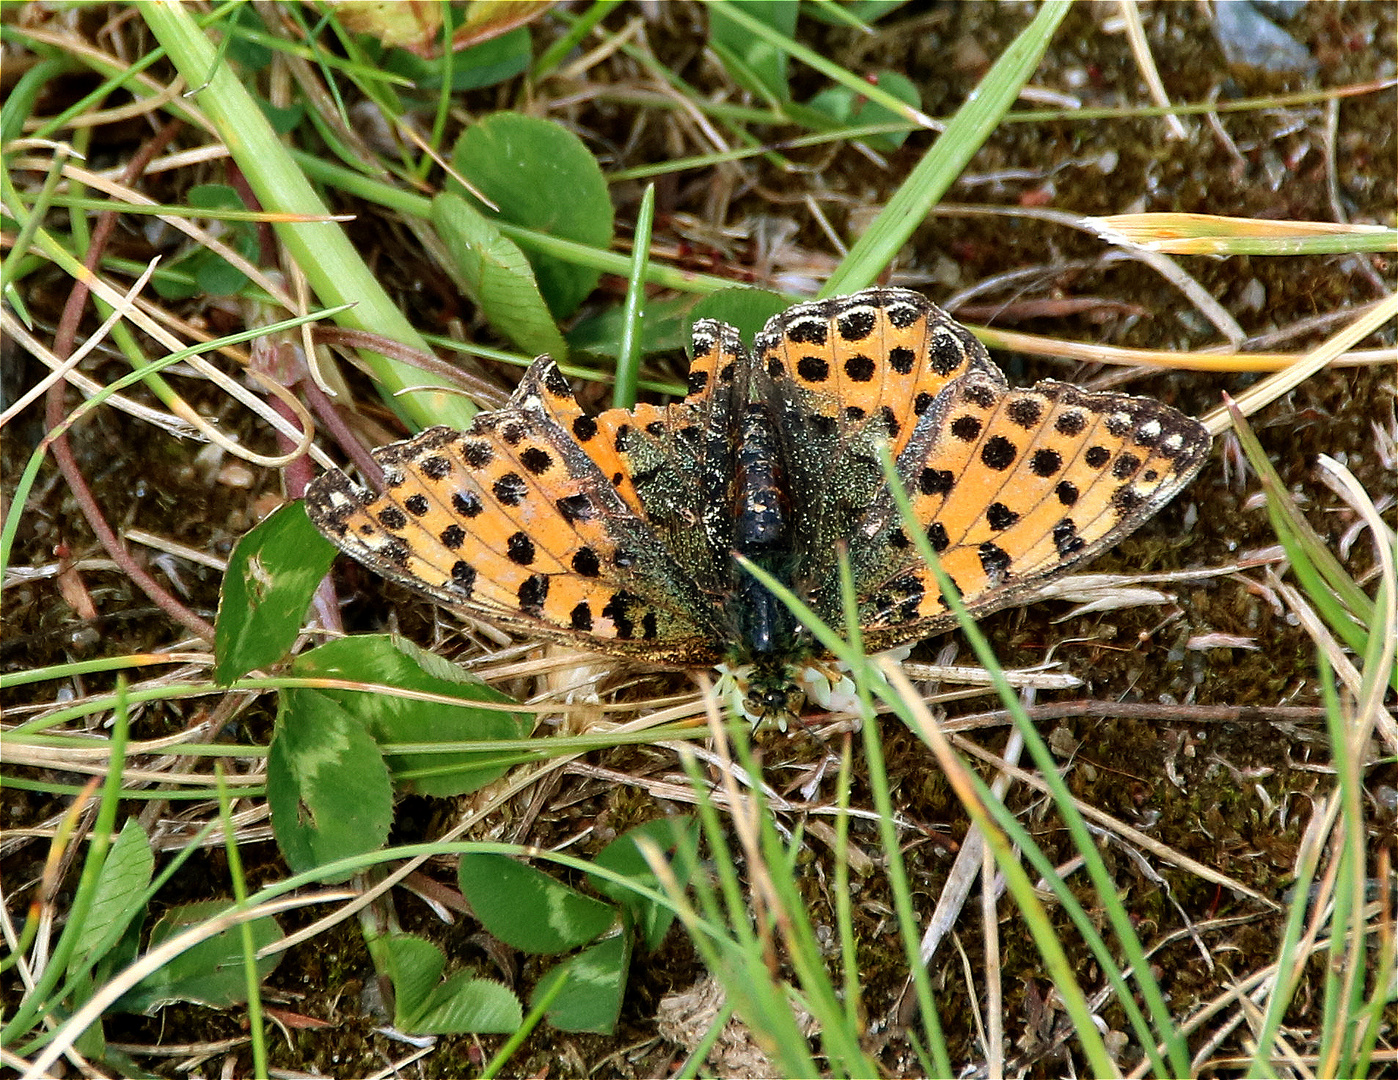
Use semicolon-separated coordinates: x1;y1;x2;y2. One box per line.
45;119;216;643
300;378;384;487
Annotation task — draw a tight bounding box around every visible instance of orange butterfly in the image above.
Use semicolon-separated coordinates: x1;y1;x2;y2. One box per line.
307;288;1210;722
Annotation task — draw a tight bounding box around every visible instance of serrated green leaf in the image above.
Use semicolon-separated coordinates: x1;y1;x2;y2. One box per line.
381;933;447;1023
291;635;531;797
412;972;522;1034
214;502;337;684
532;933;630;1034
431;191;568;360
380;931;522;1033
589;817;699;952
71;819;154;974
115;900;283;1014
459;853;617;954
267;689;394;877
449;113;613;319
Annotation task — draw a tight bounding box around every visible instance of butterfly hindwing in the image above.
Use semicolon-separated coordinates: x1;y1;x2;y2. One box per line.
589;318;749;595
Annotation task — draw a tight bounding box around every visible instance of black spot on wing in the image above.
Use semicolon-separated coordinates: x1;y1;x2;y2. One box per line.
1007;398;1042;428
506;532;536;565
838;309;876;341
572;547;601;577
493;473;528;505
420;455;451;480
979;541;1010;583
1053;518;1085;556
986;502;1019;530
951;415;982;441
980;435;1017;470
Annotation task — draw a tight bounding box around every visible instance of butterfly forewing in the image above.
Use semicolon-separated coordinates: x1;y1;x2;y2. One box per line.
755;288;1002;453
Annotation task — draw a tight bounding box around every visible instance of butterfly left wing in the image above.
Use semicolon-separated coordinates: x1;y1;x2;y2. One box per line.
840;371;1212;651
306;358;727;666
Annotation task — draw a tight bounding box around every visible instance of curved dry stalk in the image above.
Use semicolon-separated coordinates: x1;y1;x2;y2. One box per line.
935;202;1245;344
1202;293;1398;436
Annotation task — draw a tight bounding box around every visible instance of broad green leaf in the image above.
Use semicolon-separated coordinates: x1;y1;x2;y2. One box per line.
152;183;259;300
458;853;617;953
71;819;154;974
707;1;799;103
385;26;532;91
806;70;922;151
589;817;700;952
432;191;568;360
222;3;274;69
267;689;394;877
214;502;336;684
257;98;304;135
115;900;283;1013
687;287;789;343
291;634;531;797
450;113;613;319
567;293;695;359
532;933;630;1034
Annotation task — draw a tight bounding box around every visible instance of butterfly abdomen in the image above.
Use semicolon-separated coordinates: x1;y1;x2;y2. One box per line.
726;402;807;664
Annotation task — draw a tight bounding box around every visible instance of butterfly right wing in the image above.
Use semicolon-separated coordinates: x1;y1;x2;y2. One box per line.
845;373;1212;650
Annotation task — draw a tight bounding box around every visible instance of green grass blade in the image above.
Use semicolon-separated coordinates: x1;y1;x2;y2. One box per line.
822;0;1072;295
139;2;475;431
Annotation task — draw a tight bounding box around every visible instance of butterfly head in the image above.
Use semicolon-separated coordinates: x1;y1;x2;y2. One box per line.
715;657;806;729
715;652;868;730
